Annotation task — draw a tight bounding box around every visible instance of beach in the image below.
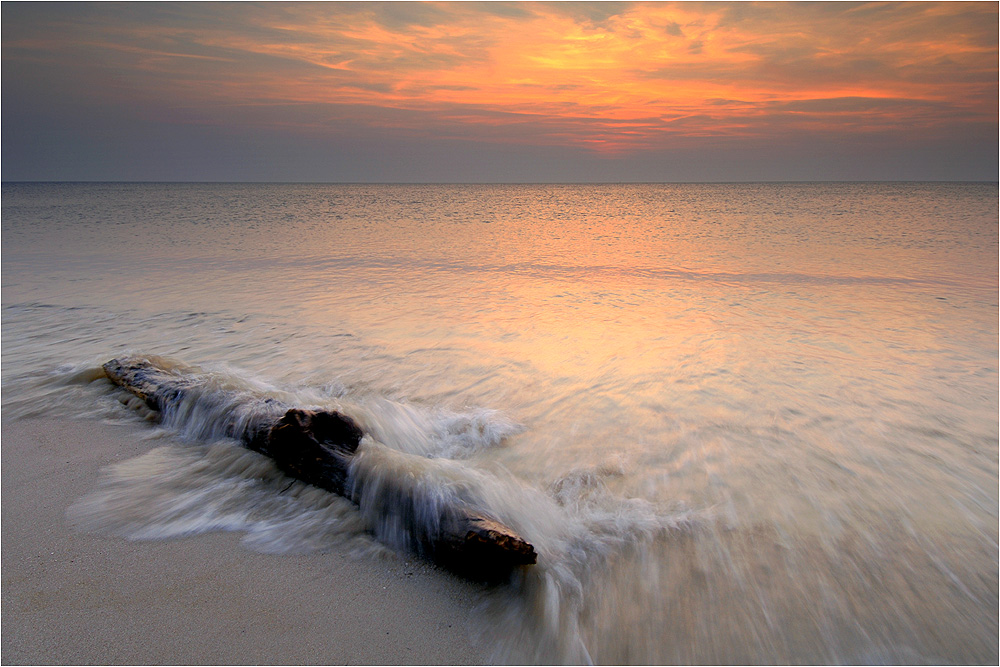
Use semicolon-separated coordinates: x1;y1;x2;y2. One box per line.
2;182;996;663
3;0;998;661
2;417;482;665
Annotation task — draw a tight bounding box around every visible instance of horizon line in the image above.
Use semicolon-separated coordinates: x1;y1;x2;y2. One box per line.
3;179;998;186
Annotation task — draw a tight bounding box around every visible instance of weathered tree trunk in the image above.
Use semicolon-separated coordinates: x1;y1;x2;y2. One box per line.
102;357;537;575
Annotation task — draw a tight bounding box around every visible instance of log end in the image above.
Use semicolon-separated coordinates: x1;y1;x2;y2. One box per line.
433;513;537;581
464;515;537;566
102;357;142;392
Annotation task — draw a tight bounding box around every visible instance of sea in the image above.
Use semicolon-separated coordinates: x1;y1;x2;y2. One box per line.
2;182;997;664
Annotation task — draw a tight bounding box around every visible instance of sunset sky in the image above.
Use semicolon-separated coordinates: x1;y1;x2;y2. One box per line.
3;1;997;182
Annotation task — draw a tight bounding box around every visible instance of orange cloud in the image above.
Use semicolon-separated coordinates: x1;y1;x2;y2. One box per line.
4;1;996;154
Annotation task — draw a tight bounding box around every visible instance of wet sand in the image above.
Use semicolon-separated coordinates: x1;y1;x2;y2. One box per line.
1;418;484;665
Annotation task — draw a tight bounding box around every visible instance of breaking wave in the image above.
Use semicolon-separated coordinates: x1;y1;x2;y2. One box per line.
62;353;702;664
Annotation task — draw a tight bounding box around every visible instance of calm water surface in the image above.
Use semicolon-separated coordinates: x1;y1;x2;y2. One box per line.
3;182;997;664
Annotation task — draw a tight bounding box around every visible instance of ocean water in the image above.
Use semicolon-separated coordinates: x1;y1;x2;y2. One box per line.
2;182;997;664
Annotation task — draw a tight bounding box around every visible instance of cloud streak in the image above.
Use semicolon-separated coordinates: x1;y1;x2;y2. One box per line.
2;1;996;180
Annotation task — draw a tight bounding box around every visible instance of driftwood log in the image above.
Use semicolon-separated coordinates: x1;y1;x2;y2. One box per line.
102;357;537;576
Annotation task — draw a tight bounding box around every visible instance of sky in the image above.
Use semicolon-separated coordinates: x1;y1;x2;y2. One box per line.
3;1;997;182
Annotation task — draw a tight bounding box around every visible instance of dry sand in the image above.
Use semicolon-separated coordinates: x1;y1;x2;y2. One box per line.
1;418;486;665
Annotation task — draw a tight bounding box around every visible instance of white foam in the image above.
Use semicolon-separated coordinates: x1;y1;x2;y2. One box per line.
67;442;377;555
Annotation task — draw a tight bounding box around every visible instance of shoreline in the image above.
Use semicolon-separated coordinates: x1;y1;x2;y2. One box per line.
1;417;485;665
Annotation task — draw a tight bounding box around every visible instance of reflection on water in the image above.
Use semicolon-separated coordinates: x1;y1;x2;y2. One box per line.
3;182;998;663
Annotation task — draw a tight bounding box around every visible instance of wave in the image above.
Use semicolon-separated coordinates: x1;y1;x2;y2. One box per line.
61;353;706;662
105;354;526;460
68;442;374;555
252;256;994;290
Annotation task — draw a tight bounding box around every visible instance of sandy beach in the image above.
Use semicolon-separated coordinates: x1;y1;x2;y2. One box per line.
2;418;484;665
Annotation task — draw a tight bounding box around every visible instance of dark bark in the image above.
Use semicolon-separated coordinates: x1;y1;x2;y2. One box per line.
248;407;363;497
102;357;537;574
